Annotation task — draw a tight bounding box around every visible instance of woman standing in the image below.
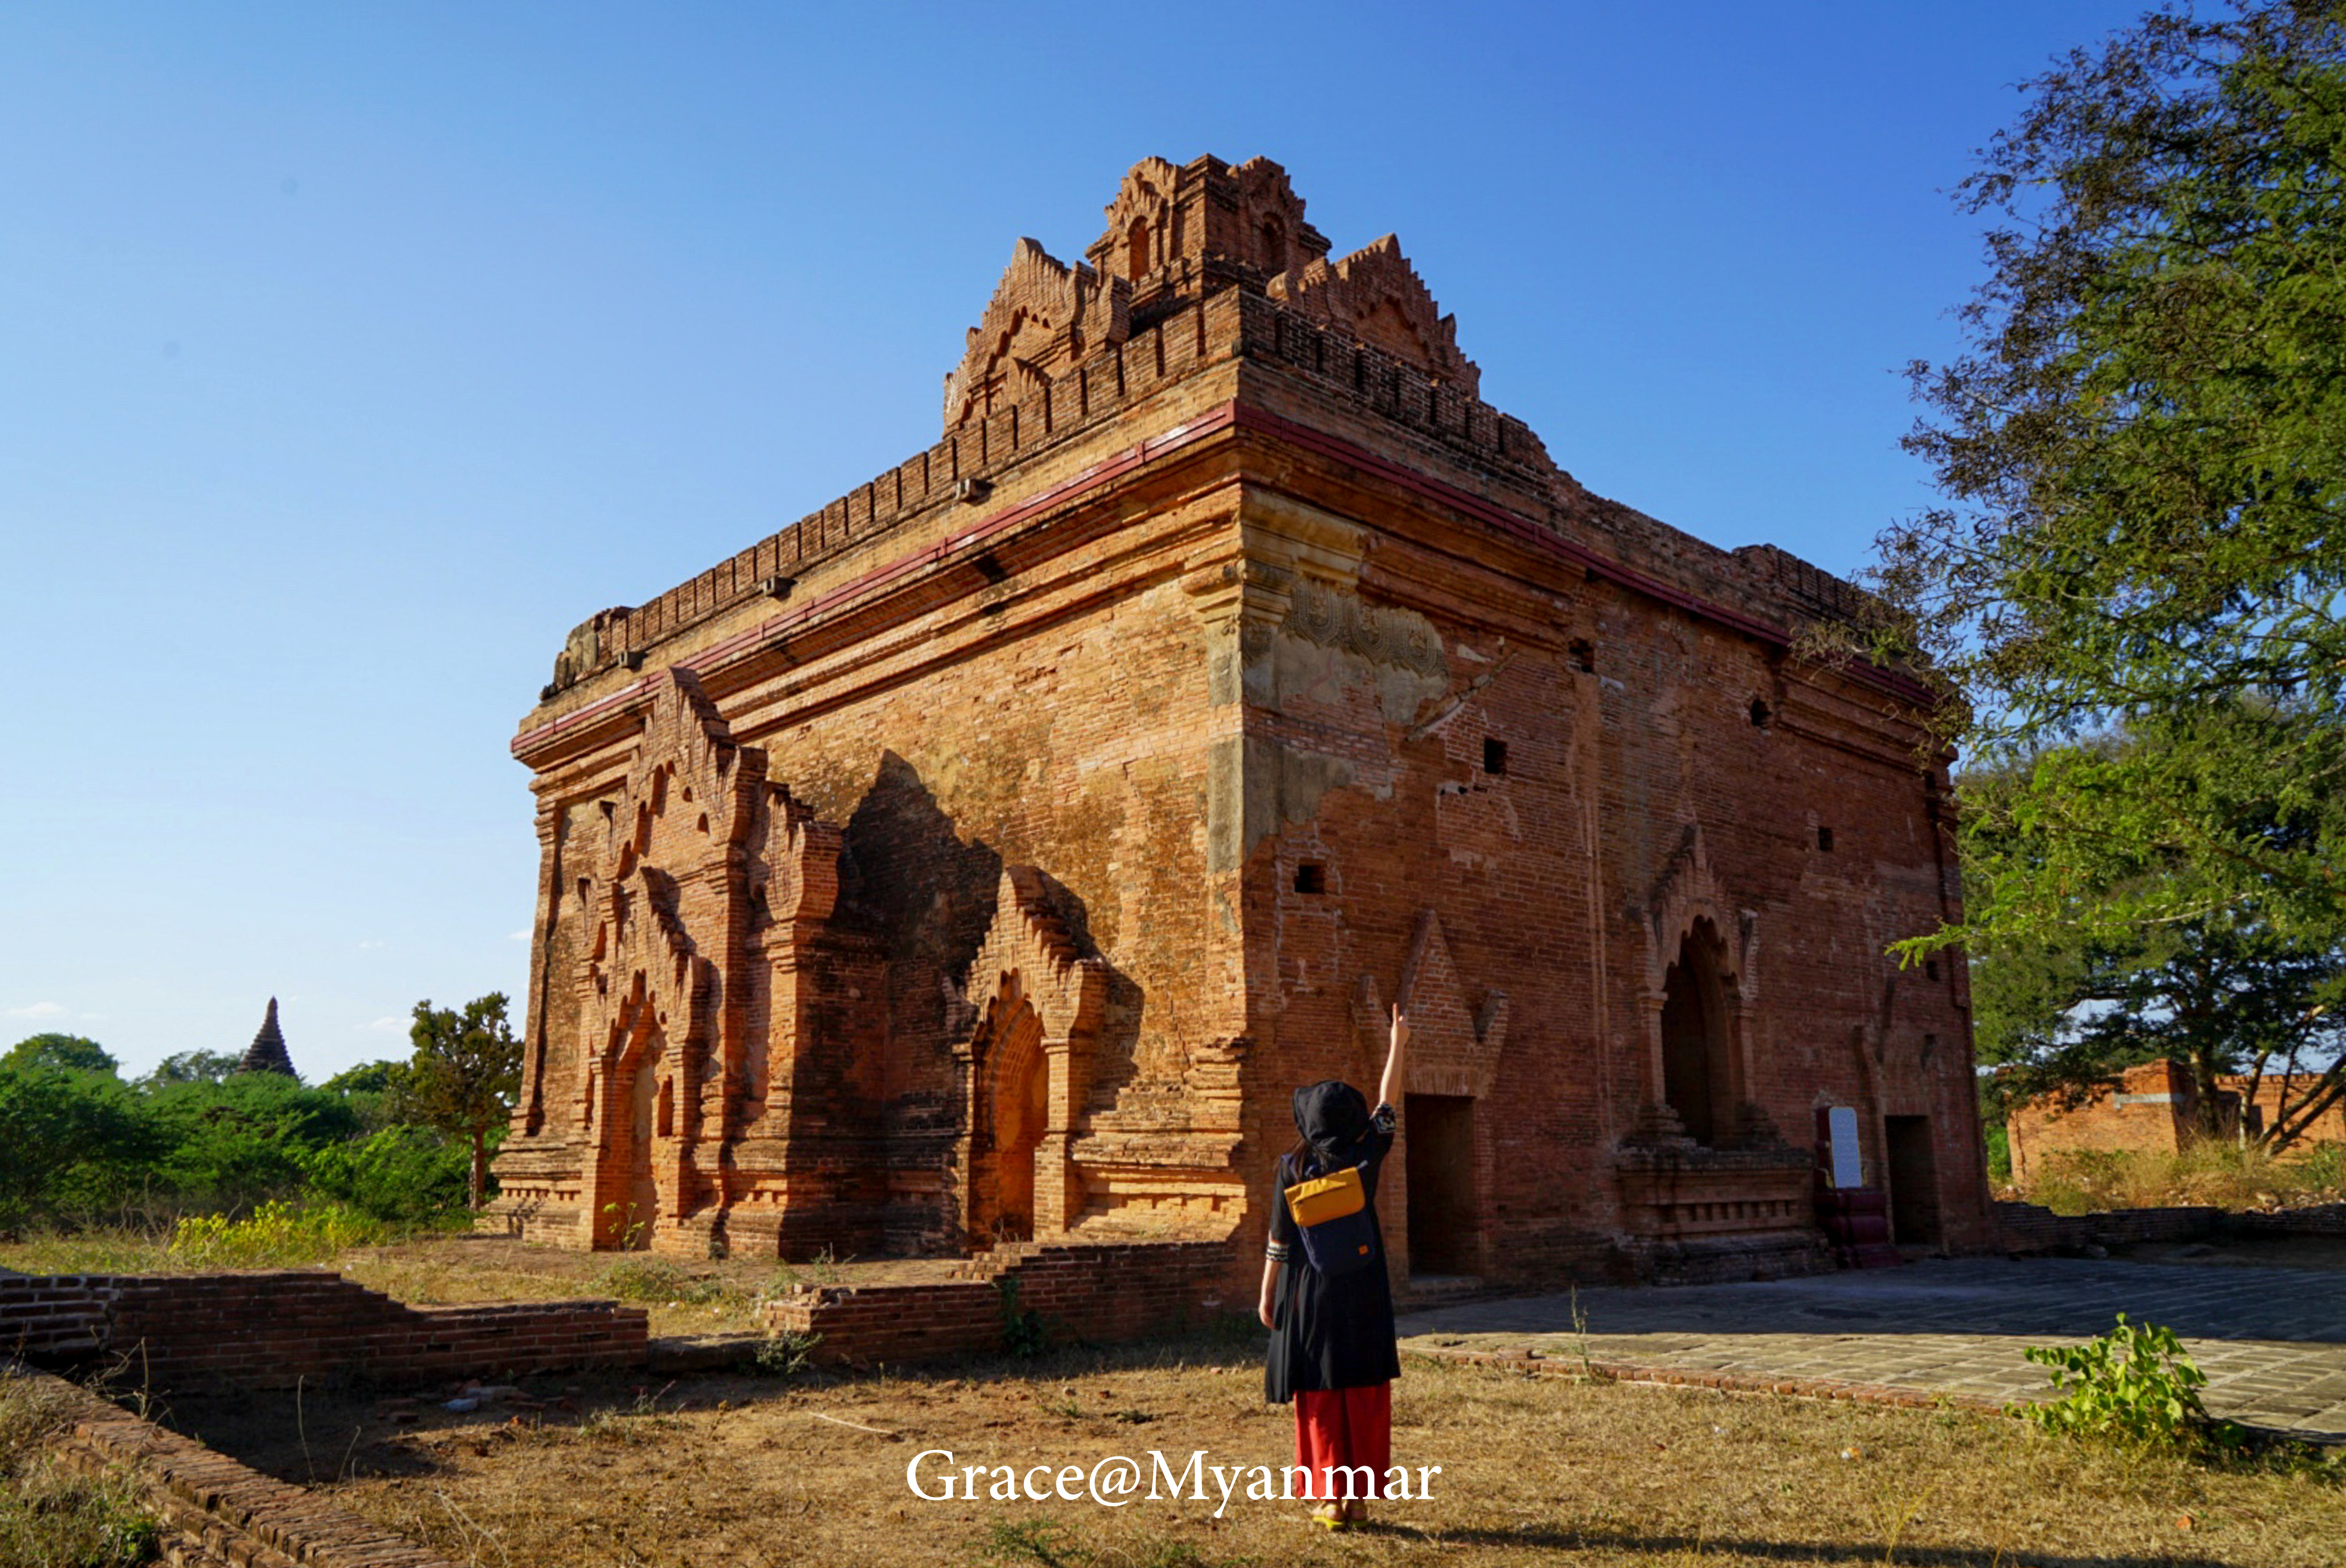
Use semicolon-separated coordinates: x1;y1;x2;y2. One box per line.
1260;1005;1409;1529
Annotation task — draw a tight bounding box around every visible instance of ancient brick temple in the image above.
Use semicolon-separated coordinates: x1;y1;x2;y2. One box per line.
488;155;1991;1284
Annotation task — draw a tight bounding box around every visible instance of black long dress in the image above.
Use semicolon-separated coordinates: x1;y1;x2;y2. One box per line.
1265;1090;1401;1402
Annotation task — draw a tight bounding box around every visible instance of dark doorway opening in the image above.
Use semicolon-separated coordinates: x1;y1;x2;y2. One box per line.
1884;1115;1942;1246
1659;919;1741;1148
1660;958;1716;1145
1404;1094;1478;1276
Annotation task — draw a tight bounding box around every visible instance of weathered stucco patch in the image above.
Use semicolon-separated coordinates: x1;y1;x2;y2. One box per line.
1266;581;1449;724
1206;734;1357;873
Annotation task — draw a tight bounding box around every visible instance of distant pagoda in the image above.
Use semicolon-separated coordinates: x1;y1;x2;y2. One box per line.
237;997;297;1077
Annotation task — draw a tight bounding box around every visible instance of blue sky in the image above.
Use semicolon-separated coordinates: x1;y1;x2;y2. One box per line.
2;2;2148;1080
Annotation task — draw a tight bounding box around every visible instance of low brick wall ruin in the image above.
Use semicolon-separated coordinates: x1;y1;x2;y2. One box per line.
1995;1201;2225;1253
0;1270;647;1391
1996;1199;2346;1254
760;1240;1230;1364
18;1363;456;1568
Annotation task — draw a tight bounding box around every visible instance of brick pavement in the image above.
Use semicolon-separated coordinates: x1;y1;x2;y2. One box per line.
1397;1256;2346;1440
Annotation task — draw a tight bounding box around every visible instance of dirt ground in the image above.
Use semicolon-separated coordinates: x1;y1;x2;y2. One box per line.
142;1332;2346;1568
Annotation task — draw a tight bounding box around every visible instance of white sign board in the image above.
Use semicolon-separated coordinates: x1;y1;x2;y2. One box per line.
1826;1105;1863;1189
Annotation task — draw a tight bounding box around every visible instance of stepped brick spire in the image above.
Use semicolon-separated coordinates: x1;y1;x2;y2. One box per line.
237;997;297;1077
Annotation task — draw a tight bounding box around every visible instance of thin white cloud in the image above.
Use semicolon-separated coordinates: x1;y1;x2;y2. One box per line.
5;1001;66;1020
362;1016;408;1035
355;939;387;951
507;928;531;942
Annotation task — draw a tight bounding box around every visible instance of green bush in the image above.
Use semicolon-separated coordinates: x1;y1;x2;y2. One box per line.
998;1276;1048;1358
2287;1141;2346;1198
1982;1123;2011;1185
167;1199;384;1267
0;1030;512;1244
2020;1314;2240;1455
753;1329;822;1377
0;1068;158;1235
143;1075;362;1215
298;1125;470;1224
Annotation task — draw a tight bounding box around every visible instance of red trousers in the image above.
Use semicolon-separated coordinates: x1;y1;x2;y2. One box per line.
1293;1382;1391;1501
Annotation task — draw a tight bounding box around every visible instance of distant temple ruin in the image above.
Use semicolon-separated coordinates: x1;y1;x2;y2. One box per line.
2009;1059;2346;1185
238;998;296;1078
487;155;1990;1286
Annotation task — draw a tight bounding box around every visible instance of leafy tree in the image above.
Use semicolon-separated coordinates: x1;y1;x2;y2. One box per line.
142;1073;364;1216
299;1125;471;1223
1975;886;2345;1149
1844;1;2346;954
322;1060;411;1099
3;1034;116;1076
321;1058;417;1134
0;1067;155;1233
137;1050;240;1090
1968;718;2346;1150
405;994;522;1210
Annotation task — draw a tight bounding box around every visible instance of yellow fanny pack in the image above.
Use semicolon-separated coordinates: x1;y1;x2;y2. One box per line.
1283;1163;1376;1274
1284;1165;1366;1227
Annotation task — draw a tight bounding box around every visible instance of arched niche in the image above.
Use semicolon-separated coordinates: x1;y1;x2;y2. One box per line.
1636;823;1762;1149
594;982;677;1250
950;867;1107;1248
970;980;1049;1243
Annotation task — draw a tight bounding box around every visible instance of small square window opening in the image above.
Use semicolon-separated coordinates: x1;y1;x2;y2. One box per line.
1294;863;1326;895
1483;738;1508;776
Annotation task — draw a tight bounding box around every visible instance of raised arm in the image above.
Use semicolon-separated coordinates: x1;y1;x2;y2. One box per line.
1377;1004;1408;1111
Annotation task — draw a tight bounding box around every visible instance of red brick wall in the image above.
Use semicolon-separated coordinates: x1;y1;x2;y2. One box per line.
2008;1059;2346;1187
2223;1073;2346;1147
1995;1199;2224;1253
760;1241;1228;1365
2008;1060;2197;1184
0;1273;111;1360
1;1271;646;1390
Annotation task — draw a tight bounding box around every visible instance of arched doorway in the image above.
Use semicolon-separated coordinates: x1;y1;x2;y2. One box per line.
950;865;1109;1249
602;1023;668;1249
975;995;1047;1244
1660;920;1737;1147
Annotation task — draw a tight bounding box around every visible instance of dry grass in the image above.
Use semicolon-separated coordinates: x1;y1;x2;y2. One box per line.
146;1335;2346;1568
0;1230;963;1339
0;1369;156;1568
0;1230;184;1277
2021;1140;2346;1217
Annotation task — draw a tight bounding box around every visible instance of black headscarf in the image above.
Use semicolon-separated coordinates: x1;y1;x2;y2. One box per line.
1291;1079;1372;1172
